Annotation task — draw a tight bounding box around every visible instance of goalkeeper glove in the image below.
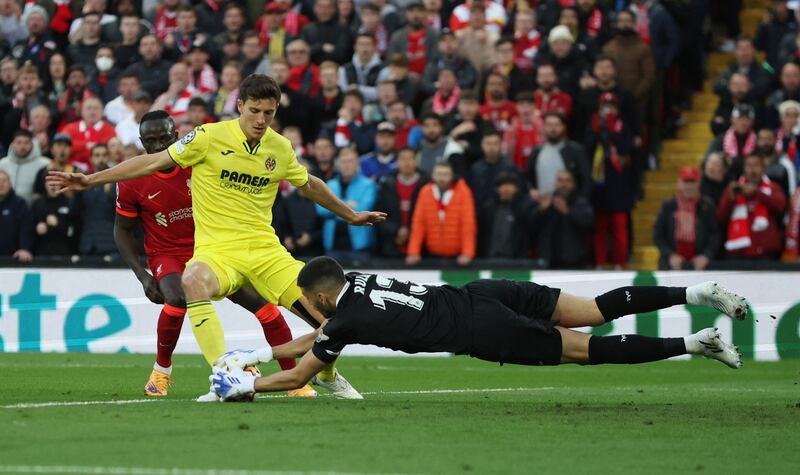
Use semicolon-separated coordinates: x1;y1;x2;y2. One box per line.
214;347;273;370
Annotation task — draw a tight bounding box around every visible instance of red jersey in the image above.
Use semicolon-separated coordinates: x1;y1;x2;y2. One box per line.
534;89;574;120
503;118;542;171
395;119;419;150
59;120;117;173
115;167;195;257
514;30;541;73
407;29;427;75
480;100;518;133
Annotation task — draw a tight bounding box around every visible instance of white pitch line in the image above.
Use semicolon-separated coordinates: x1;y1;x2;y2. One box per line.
1;399;157;409
0;466;392;475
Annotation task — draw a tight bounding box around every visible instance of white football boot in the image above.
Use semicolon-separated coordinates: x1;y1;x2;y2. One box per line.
686;327;742;369
310;371;364;399
686;282;748;320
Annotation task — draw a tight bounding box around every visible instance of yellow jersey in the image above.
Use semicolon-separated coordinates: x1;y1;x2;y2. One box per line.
167;119;309;249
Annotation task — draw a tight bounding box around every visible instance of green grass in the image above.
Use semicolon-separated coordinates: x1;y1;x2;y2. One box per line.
0;354;798;475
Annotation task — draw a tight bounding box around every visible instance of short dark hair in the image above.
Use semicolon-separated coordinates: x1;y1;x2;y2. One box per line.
397;146;416;156
140;110;172;125
361;3;380;13
515;91;535;103
616;9;635;22
543;111;566;124
594;54;617;69
177;5;195;14
120;71;139;82
12;129;33;140
482;126;501;138
459;90;479;102
189;97;207;109
495;36;514;49
297;256;346;292
68;65;87;77
420;112;444;124
355;33;376;43
344;89;365;103
239;74;282;104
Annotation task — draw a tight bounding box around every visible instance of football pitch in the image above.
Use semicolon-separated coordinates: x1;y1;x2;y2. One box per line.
0;354;797;475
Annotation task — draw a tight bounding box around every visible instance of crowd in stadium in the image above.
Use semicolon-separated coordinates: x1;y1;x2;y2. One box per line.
0;0;798;269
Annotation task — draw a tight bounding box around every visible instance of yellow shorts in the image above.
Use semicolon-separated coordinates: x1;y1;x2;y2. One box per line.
187;243;304;308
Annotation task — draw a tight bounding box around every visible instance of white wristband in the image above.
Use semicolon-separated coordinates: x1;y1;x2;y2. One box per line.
255;346;273;364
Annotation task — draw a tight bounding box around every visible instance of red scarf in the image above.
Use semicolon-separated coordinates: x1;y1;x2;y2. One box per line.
722;127;756;159
632;4;652;44
785;188;800;259
514;30;541;72
674;193;699;258
586;8;603;36
591;112;624;172
725;176;773;251
432;86;461;115
334;116;364;148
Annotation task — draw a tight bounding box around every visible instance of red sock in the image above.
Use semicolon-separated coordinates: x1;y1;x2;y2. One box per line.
255;303;296;370
155;304;185;368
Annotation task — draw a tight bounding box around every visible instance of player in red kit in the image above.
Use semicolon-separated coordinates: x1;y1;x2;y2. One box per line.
113;111;317;398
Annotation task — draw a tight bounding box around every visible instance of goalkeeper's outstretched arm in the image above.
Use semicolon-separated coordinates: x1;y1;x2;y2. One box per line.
254;351;327;392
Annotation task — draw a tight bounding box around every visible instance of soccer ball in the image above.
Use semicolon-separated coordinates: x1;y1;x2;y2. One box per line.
227;365;261;402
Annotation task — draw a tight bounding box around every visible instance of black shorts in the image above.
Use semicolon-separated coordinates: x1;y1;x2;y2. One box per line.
463;279;563;366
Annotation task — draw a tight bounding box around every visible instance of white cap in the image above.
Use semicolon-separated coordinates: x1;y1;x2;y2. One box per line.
548;25;574;45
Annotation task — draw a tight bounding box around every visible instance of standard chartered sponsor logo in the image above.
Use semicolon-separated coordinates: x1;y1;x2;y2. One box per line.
168;207;192;223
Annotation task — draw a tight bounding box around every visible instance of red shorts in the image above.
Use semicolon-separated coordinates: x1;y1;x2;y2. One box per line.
148;253;193;281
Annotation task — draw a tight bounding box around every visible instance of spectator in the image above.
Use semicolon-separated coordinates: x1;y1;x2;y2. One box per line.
585;92;636;269
212;4;247;55
0;0;26;46
717;154;787;260
116;90;152;149
59;96;117;173
385;100;421;150
480;36;533;101
360;122;397;180
378;54;419;107
421;29;477;96
535;25;589;97
0;55;17;100
336;0;360;37
370;0;403;35
629;0;679;71
165;6;202;60
57;65;93;129
557;7;598;60
357;3;388;58
713;36;773;102
43;53;67;107
534;62;573;120
240;31;271;77
710;72;760;136
339;34;383;103
707;103;757;180
115;15;143;70
468;127;520;205
68;12;103;70
286;39;321;97
0;129;50;204
388;2;439;76
375;147;428;257
776;100;800;169
421;68;461;116
31;175;75;256
316;147;376;262
449;0;507;35
309;136;338;181
153;0;181;41
602;10;655;111
754;0;795;68
503;91;542;171
527;112;592;199
757;128;796;198
312;61;344;135
364;80;399;124
88;46;123;104
256;2;292;61
301;0;352;65
513;8;541;74
1;64;48;147
0;169;33;262
332;90;376;155
104;72;140;126
456;3;499;74
424;0;446;30
185;42;218;97
654;166;720;270
406;161;476;266
211;62;241;119
576;55;640;144
125;34;172;98
152;62;199;125
479;72;518;134
477;171;535;259
67;0;117;42
766;63;800;128
701;152;730;206
274;185;322;257
531;169;594;268
28;105;52;155
13;5;56;76
271;59;312;137
73;144;118;257
446;90;486;162
274;0;310;38
417;112;465;177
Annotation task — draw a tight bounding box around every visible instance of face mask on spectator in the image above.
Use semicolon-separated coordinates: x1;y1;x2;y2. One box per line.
96;57;114;72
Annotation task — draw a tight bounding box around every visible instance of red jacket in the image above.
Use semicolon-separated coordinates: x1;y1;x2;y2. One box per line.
408;179;476;258
717;181;787;257
59;120;117;173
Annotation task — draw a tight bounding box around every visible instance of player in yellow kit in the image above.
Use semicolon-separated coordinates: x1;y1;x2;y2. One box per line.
48;74;386;399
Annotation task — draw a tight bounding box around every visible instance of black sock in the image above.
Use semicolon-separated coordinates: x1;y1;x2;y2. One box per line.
595;286;686;322
588;335;687;364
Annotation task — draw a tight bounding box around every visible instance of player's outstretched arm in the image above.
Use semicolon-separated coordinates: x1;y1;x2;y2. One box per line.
299;175;387;226
46;150;175;193
254;351;327;393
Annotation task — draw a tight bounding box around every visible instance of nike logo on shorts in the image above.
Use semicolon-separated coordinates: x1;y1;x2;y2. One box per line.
195;318;209;328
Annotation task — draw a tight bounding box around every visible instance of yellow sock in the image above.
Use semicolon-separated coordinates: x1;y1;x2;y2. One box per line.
186;300;226;365
318;363;336;382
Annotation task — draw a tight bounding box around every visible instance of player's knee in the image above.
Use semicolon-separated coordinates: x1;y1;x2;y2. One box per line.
162;291;186;309
556;327;591;364
182;266;211;300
